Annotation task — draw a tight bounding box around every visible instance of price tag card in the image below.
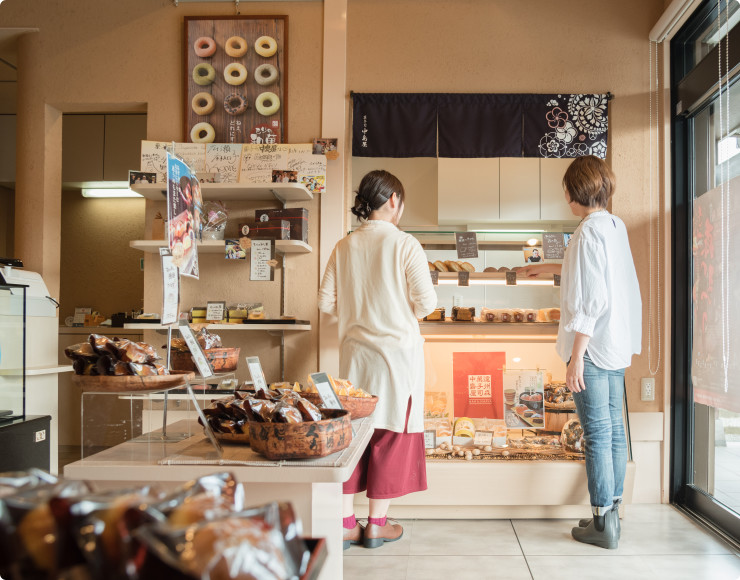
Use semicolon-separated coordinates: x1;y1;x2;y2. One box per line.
424;430;437;449
455;232;479;259
310;372;344;409
178;320;214;377
430;270;439;286
246;356;268;392
473;431;494;446
505;271;517;286
186;384;223;456
206;301;226;322
160;248;180;326
250;240;275;281
553;274;561;287
73;307;91;326
457;271;470;287
542;233;567;259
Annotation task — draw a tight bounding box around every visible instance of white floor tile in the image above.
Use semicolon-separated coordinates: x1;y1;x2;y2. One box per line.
643;554;740;580
406;556;532;580
409;519;522;556
343;555;408;580
527;555;655;580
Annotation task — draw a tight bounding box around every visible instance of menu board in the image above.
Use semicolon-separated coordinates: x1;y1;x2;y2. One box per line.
250;239;274;281
455;232;478;259
543;233;571;259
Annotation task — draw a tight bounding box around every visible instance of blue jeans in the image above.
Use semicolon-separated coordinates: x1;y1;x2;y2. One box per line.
572;354;628;511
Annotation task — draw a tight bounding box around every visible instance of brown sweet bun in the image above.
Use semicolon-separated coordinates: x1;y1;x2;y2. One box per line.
549;309;561;321
445;260;462;272
497;266;510;272
483;267;497;273
17;503;56;571
460;262;475;272
433;261;449;272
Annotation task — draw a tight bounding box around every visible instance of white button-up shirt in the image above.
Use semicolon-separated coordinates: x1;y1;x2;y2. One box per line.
318;220;437;432
556;210;642;370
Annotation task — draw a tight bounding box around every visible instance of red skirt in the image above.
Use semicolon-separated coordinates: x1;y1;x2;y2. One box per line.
343;398;427;499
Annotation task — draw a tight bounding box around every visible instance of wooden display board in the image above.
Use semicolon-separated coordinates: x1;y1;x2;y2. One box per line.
185;16;288;145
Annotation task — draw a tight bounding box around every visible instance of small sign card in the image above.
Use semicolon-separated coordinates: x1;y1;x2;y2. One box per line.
178;320;214;377
457;271;470;287
206;301;226;322
543;233;567;259
246;356;268;392
424;430;437;449
250;240;275;281
186;383;223;456
159;248;179;326
553;274;561;287
310;372;344;409
73;307;91;326
455;232;479;259
430;270;439;286
473;431;494;446
505;271;517;286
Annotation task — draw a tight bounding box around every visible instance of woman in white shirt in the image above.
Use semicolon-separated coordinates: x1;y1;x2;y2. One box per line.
520;156;641;550
319;170;437;550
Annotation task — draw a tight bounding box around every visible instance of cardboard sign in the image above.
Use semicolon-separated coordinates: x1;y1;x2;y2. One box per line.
553;274;561;287
430;270;439;286
506;271;517;286
543;233;567;259
250;240;275;281
424;430;437;449
473;431;494;446
159;248;180;326
457;271;470;286
246;356;268;392
310;372;344;409
455;232;479;259
178;321;214;377
206;301;225;322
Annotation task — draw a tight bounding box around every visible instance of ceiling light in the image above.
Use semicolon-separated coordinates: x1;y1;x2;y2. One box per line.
81;188;143;198
527;238;539;246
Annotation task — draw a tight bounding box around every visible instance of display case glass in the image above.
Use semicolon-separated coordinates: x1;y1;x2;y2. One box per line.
0;284;26;420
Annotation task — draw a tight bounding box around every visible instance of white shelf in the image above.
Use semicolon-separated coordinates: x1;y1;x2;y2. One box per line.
130;182;313;202
0;365;74;377
420;322;558;341
436;272;556;286
129;239;312;254
124;323;311;331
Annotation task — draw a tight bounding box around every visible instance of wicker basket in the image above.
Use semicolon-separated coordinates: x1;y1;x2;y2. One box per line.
170;347;240;373
248;409;352;460
301;393;378;419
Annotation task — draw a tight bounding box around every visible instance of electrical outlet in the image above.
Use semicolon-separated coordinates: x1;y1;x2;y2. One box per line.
34;429;46;443
641;378;655;402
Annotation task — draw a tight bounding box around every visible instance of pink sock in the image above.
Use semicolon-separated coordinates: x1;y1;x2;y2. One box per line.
368;516;386;527
343;515;356;529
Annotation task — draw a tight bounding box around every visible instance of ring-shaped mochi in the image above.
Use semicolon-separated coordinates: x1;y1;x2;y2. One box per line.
224;63;247;86
190;122;216;143
254;64;278;86
192;63;216;86
254;36;277;57
255;92;280;116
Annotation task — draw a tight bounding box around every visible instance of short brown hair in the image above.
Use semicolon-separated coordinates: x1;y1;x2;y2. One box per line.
562;155;615;208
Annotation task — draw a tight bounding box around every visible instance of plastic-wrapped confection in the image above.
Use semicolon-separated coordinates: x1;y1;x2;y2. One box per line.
295;398;322;422
89;333;114;355
63;342;96;361
272;403;303;424
129;363;159;377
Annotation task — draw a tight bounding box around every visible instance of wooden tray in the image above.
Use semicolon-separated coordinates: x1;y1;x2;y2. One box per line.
248;409;352;460
71;372;194;393
171;347;240;373
301;392;378;419
214;430;250;445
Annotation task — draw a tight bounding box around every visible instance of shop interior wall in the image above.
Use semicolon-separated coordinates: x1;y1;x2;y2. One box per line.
2;0;323;385
346;0;667;414
0;186;13;258
59;191;145;322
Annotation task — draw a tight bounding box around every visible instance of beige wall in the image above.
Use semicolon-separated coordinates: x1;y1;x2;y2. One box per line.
346;0;667;413
0;186;14;258
59;191;145;321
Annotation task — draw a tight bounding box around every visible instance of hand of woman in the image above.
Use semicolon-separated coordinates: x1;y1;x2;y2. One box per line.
566;355;586;393
518;264;547;278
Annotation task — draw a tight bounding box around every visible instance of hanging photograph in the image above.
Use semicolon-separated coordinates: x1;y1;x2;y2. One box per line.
185;16;287;145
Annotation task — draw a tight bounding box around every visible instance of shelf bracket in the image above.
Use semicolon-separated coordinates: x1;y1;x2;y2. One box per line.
269;188;288;209
266;330;286;382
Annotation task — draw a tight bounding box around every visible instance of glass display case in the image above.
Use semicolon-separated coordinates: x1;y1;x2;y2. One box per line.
0;283;26;420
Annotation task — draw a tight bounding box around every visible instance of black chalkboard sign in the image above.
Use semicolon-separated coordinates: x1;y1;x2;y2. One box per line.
457;271;470;286
455;232;478;259
430;270;439;285
543;233;566;259
554;274;561;287
506;271;517;286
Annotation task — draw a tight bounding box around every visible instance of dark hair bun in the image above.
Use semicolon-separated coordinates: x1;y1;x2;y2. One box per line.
351;195;372;220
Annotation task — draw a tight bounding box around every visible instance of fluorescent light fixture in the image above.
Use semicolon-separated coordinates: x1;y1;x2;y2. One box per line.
438;278;553;286
469;229;546;233
718;135;740;164
527;238;539;246
82;188;143;198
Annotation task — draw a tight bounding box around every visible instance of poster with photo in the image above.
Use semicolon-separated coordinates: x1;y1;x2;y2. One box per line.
452;352;505;419
167;153;200;279
185;16;287;144
503;370;545;429
225;238;247;260
523;246;544;264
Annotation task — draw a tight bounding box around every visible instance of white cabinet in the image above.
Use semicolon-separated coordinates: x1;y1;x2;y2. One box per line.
437;158;499;225
540;158;575;221
499;158;540;221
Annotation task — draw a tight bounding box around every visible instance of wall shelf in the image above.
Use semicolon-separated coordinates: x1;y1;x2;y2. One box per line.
129;239;312;254
123;323;311;331
130;182;313;203
435;272;555;286
420;321;558;342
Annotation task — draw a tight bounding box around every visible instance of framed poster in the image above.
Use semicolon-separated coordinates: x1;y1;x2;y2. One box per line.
185;16;288;145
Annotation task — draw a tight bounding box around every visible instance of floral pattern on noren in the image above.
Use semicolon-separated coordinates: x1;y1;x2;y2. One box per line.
539;94;608;159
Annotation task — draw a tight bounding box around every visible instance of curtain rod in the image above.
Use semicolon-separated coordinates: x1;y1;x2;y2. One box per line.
349;91;615;100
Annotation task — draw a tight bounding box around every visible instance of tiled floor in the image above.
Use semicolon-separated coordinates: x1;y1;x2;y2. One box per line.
716;443;740;515
344;505;740;580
